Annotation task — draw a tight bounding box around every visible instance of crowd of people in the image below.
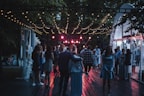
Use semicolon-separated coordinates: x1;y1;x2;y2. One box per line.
31;43;132;96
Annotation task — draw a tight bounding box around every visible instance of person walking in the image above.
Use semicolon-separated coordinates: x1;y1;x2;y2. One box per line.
100;46;115;94
81;45;94;75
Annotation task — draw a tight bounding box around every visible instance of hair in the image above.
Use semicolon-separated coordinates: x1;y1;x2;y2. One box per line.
59;44;65;52
105;46;113;56
126;49;131;54
122;48;125;53
34;44;42;52
45;45;53;59
72;44;77;54
32;44;42;59
48;44;53;50
87;45;92;50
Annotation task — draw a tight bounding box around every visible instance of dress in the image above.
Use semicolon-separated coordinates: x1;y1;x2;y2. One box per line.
119;53;125;79
44;51;54;72
100;55;114;79
44;59;53;72
70;54;83;96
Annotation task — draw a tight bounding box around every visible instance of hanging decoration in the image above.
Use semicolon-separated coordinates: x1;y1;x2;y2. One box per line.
0;9;113;35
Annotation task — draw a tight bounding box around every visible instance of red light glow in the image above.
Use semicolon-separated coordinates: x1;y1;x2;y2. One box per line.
71;40;74;43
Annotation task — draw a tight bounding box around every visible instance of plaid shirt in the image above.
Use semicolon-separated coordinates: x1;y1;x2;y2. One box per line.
82;49;93;64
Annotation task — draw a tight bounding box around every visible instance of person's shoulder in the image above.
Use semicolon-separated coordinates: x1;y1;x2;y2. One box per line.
73;54;81;58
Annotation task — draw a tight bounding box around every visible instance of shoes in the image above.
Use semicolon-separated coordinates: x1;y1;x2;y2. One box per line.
32;82;44;86
45;84;50;88
32;83;36;86
85;72;89;76
38;82;44;86
41;73;45;77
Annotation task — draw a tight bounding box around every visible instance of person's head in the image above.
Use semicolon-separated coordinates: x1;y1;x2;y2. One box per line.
71;44;77;54
69;44;74;52
59;43;65;52
117;46;120;50
34;44;42;54
105;46;113;56
114;48;118;53
95;45;98;48
46;44;53;52
87;45;92;50
122;48;125;53
126;49;131;54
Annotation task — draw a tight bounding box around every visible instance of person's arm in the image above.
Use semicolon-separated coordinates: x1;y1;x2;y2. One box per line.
112;55;115;71
51;52;54;61
70;53;82;62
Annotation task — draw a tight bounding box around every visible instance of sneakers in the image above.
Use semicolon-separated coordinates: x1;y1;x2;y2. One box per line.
39;82;44;86
85;72;89;76
41;73;45;77
45;84;50;88
32;83;36;86
32;82;44;86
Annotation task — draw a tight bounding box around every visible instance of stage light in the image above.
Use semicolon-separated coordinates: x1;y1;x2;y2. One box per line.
88;36;91;40
71;40;74;43
61;35;64;39
75;40;79;43
64;40;68;43
80;36;83;39
52;35;55;39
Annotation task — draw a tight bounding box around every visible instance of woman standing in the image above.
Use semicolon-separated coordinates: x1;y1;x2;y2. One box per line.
124;49;131;80
100;46;115;94
32;44;44;86
44;45;54;87
69;44;83;96
119;48;126;80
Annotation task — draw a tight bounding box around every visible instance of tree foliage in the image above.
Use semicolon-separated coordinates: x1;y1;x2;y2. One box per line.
0;0;142;55
115;1;144;34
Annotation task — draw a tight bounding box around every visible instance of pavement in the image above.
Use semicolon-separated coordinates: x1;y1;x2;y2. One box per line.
1;68;144;96
0;78;41;96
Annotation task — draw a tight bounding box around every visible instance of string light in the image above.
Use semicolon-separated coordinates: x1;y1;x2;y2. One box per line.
0;9;113;35
72;20;81;34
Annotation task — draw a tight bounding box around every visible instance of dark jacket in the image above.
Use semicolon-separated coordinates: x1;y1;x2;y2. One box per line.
125;49;131;65
32;52;41;71
58;51;81;72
